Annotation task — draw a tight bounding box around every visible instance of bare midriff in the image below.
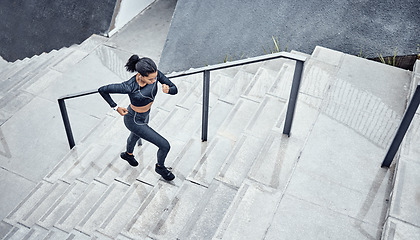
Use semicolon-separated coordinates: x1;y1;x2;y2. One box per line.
131;102;153;113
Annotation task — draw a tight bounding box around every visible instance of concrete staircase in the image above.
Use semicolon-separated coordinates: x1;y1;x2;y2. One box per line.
0;43;415;240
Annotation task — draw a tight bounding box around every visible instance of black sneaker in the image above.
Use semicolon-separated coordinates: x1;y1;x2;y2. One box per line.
155;164;175;181
120;152;138;166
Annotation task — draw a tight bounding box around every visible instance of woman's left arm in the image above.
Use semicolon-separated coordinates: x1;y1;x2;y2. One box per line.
157;70;178;95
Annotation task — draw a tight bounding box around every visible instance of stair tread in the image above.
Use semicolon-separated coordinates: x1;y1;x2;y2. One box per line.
219;69;255;104
19;181;70;228
0;90;36;117
214;180;282;240
177;181;237;240
42;228;69;240
186;136;235;187
242;67;280;102
122;183;178;239
54;181;108;232
37;180;89;229
5;181;54;225
0;51;303;239
3;39;410;239
217;98;260;141
3;224;31;240
215;134;266;188
51;49;89;73
149;181;207;239
0;221;13;239
97;181;154;238
74;181;130;236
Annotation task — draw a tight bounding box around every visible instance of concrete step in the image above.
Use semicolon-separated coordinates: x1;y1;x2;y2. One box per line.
3;61;284;237
217;98;260;142
242;67;280;103
0;221;13;239
59;144;122;184
149;181;208;239
0;50;59;95
37;181;89;230
53;180;108;233
74;181;130;236
208;73;237;107
0;67;247;236
186;136;236;187
7;44;414;239
0;60;21;79
5;181;54;226
154;73;202;112
121;182;179;239
0;50;300;239
4;224;49;240
77;34;110;54
291;49;311;58
0;61;30;94
267;62;296;100
0;90;35;126
50;49;89;73
90;44;132;81
176;180;237;240
219;68;255;105
0;47;74;112
0;55;8;68
16;181;70;229
96;181;153;239
213;179;283;240
43;228;73;239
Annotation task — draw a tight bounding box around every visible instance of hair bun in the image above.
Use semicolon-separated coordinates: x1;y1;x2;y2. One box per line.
125;54;141;72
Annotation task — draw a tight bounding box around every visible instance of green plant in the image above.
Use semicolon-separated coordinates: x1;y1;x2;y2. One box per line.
377;47;398;66
262;36;288;54
357;47;365;58
221;53;245;63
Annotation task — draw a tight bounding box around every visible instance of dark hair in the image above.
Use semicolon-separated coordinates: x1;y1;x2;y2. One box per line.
125;55;157;76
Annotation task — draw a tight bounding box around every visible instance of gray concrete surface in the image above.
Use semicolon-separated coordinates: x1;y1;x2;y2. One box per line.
1;44;415;239
0;0;177;221
382;60;420;239
1;0;420;238
0;0;116;61
159;0;420;73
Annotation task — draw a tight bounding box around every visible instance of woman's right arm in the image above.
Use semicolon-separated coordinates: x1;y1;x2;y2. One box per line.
98;82;131;108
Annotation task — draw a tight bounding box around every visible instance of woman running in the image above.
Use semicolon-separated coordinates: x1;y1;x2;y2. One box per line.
98;55;178;181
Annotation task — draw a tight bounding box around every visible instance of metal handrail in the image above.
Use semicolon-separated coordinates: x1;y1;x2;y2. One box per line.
381;81;420;167
58;51;306;149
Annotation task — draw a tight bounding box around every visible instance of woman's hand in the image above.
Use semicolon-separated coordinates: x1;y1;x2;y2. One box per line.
116;107;128;116
162;84;170;94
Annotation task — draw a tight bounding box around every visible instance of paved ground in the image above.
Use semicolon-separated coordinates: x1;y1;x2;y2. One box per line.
159;0;420;73
0;0;116;61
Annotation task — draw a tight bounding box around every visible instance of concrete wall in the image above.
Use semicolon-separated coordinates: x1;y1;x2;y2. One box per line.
159;0;420;73
108;0;155;36
0;0;116;61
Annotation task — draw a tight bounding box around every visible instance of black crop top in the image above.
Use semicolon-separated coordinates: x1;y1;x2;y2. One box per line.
98;70;178;108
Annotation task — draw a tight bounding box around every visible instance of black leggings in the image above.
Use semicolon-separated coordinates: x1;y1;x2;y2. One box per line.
123;106;170;166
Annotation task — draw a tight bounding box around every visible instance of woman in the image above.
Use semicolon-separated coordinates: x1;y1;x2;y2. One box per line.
98;55;178;181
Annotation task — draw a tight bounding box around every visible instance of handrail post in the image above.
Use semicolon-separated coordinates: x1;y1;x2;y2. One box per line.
381;84;420;168
283;60;304;136
202;70;210;141
58;98;75;149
